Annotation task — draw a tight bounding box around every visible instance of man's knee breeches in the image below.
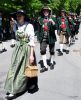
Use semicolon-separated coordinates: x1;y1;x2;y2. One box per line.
40;41;55;55
59;32;69;44
49;43;55;55
40;41;47;55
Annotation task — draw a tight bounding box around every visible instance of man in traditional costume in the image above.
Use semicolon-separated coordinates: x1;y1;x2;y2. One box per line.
37;6;57;72
57;9;70;56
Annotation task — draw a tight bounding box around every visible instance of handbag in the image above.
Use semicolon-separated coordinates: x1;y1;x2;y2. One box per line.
25;65;38;78
25;49;38;78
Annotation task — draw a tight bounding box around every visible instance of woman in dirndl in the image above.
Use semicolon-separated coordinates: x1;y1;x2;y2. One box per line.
4;10;36;99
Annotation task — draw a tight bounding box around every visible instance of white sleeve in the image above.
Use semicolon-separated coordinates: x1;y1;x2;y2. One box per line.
25;24;35;46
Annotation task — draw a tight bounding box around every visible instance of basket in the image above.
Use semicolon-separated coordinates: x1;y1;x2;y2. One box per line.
25;66;38;78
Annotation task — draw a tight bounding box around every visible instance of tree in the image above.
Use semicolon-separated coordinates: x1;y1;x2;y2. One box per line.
0;0;81;17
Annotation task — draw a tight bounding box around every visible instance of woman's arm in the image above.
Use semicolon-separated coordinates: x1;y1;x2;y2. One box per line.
26;24;35;64
29;46;34;64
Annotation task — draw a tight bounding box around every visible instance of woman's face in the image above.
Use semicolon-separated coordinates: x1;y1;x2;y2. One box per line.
43;10;49;17
16;14;25;24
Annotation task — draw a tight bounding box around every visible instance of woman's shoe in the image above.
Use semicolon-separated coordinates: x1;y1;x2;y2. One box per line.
28;84;39;94
6;94;15;100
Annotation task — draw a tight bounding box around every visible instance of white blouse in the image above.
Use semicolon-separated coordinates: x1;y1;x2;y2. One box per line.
17;22;35;46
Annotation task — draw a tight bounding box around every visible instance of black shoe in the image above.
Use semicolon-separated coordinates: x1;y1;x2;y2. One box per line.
6;92;10;95
44;67;48;71
10;44;15;48
40;67;48;73
58;51;63;56
50;61;56;70
50;63;54;70
63;49;66;52
2;48;7;52
28;85;39;94
0;50;3;54
72;39;75;42
66;50;69;54
75;37;78;40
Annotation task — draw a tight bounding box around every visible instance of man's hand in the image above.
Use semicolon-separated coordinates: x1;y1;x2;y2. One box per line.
49;19;55;25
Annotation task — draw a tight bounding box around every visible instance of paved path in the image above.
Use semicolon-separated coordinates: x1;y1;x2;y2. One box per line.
0;24;81;100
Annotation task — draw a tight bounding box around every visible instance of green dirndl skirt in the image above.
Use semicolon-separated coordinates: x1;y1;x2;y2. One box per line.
4;41;31;94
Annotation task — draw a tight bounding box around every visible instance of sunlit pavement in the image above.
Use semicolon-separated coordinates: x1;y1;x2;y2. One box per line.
0;24;81;100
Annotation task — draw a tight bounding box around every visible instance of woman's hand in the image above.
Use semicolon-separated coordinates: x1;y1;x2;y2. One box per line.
29;55;34;65
29;46;34;65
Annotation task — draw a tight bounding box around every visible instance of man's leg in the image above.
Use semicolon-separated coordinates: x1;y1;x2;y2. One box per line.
0;33;7;53
11;39;15;47
40;41;48;72
49;43;55;69
10;32;15;48
65;35;70;54
58;32;64;56
1;42;7;52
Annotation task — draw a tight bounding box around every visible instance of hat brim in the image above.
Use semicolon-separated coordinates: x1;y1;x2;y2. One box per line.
16;10;26;16
16;13;26;16
16;12;26;16
61;9;66;13
42;8;51;12
10;12;26;17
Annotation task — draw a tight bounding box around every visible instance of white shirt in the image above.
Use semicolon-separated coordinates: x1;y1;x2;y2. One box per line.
17;22;35;46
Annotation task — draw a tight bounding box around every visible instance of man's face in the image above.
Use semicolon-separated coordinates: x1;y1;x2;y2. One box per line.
61;12;65;17
16;13;25;24
68;15;72;19
74;15;76;19
43;9;49;17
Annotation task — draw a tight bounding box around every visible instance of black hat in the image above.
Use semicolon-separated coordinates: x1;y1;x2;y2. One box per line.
16;10;26;16
10;10;26;18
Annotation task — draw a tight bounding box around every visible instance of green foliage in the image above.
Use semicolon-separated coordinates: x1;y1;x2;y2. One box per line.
0;0;81;17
